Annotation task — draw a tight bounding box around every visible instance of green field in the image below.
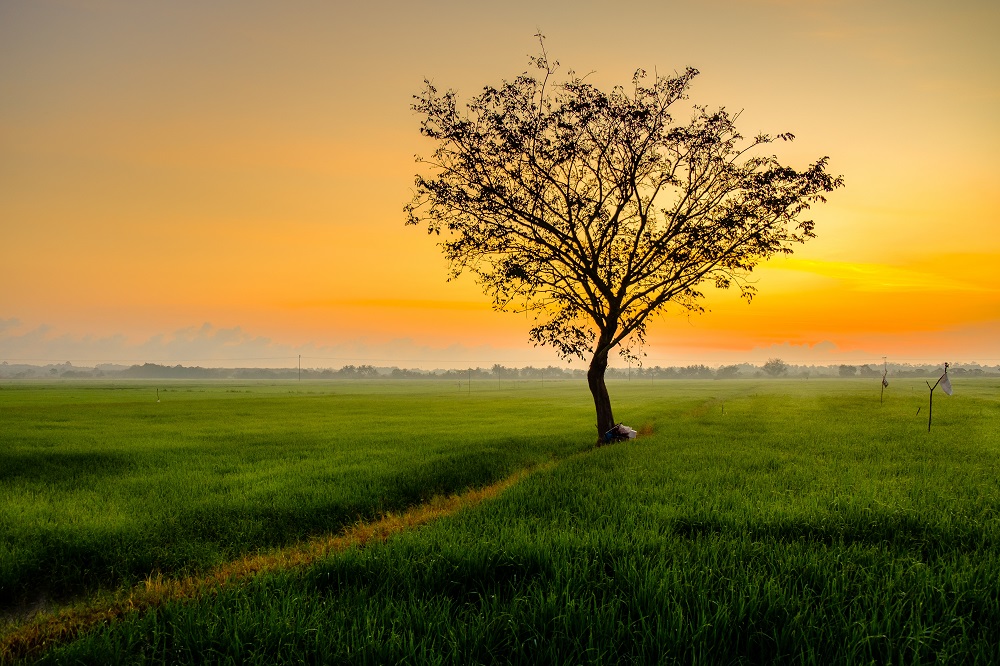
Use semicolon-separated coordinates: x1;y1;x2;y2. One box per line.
2;378;999;663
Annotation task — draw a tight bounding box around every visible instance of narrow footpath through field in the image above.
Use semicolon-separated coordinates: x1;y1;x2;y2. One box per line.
0;465;546;663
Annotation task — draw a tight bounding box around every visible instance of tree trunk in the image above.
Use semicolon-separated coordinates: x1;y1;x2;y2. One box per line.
587;342;615;441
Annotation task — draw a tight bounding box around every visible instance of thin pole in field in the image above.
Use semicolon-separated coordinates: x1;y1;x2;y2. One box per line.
468;368;472;395
925;362;952;431
880;356;888;405
298;355;301;382
927;380;935;431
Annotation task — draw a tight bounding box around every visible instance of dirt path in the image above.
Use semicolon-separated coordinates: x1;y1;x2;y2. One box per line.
0;468;534;663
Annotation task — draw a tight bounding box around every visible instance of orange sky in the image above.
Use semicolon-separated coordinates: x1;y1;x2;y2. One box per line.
1;0;998;369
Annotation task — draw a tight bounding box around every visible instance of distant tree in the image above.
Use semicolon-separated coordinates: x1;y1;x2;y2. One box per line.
762;358;789;377
716;364;741;379
659;367;680;379
60;369;96;378
838;364;858;377
680;364;714;379
407;37;843;436
390;368;413;379
492;363;510;377
858;364;879;377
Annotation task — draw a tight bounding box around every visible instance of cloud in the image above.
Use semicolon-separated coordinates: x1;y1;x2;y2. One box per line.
642;339;875;366
288;298;492;312
4;313;996;371
774;257;998;294
746;340;861;364
0;320;572;370
738;319;1000;366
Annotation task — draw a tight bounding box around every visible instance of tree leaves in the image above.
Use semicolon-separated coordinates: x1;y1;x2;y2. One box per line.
406;47;843;363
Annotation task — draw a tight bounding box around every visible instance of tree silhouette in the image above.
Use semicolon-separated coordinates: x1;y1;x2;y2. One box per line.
716;364;742;379
762;358;789;377
406;38;843;437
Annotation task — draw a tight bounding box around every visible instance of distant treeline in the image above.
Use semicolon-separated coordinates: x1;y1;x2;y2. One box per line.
2;360;998;380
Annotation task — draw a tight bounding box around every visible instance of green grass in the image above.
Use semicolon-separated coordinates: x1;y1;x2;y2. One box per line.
0;380;593;609
5;377;1000;663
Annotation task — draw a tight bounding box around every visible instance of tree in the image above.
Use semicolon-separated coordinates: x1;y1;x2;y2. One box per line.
406;38;843;437
680;364;714;379
716;364;741;379
762;358;789;377
838;364;858;377
858;364;879;377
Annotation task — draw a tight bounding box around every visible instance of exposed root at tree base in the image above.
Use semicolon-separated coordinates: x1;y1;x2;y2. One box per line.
0;468;538;663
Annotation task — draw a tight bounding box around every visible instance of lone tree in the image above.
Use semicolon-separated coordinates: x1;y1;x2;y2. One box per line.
762;358;790;377
406;41;843;438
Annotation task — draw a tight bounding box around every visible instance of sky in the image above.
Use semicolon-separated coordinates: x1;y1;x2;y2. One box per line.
1;0;998;370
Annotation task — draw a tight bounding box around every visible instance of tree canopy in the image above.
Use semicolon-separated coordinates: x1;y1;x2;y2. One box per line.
763;358;790;377
406;40;843;437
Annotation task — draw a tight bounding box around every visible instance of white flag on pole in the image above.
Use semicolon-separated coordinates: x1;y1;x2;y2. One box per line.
939;373;953;396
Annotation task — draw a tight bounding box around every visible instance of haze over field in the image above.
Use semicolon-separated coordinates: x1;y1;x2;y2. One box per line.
2;0;998;369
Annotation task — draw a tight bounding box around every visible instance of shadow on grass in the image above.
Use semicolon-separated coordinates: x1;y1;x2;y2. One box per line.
0;438;551;612
0;451;135;485
668;513;991;557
